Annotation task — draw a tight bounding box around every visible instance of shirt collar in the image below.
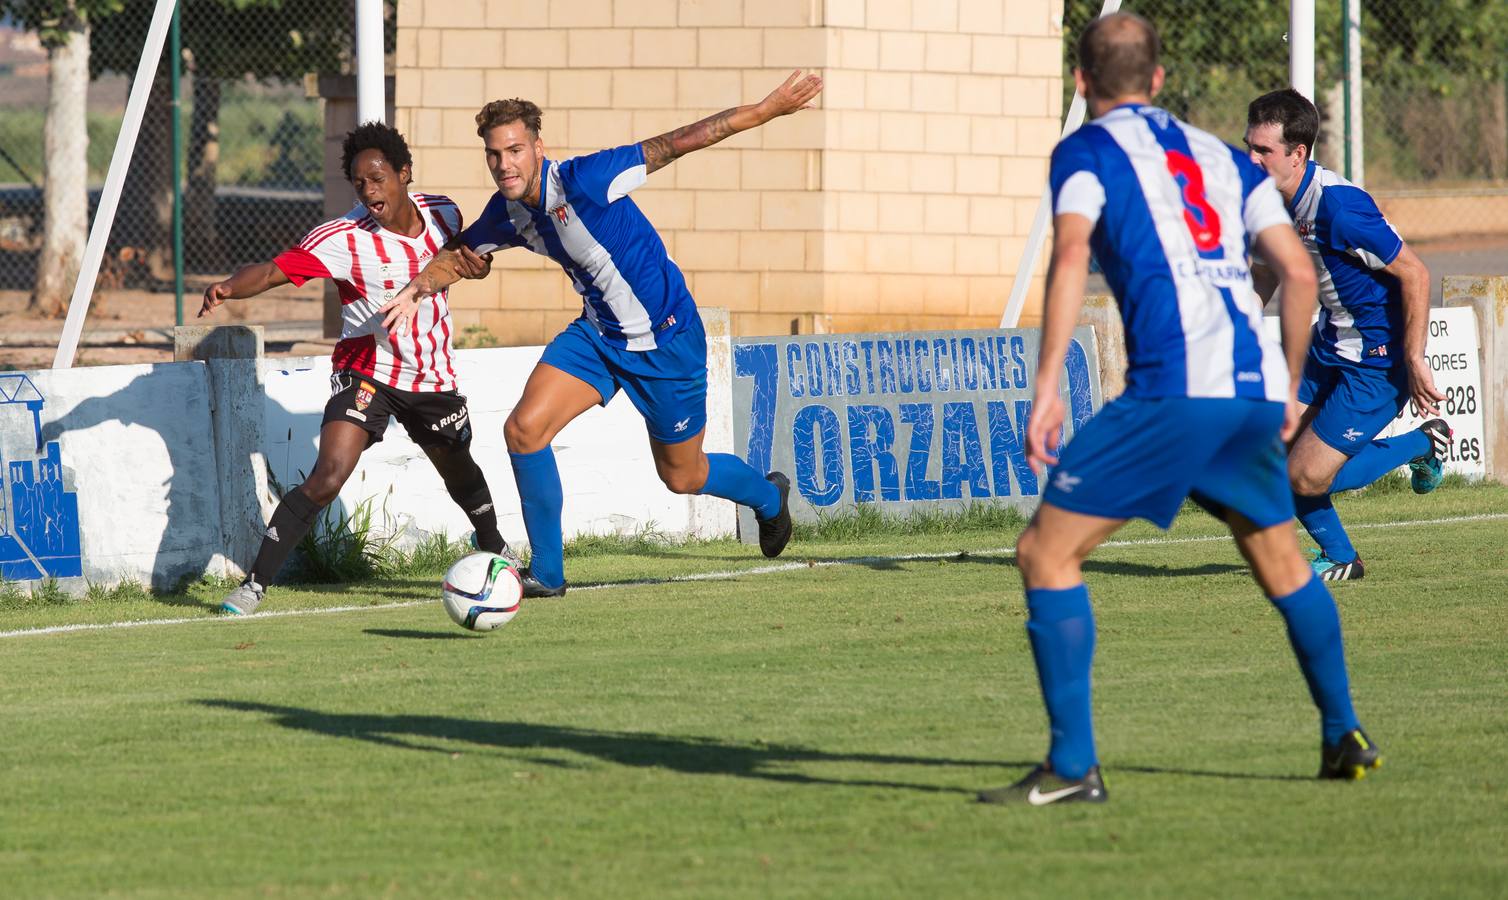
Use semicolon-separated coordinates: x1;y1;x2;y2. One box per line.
1288;160;1317;213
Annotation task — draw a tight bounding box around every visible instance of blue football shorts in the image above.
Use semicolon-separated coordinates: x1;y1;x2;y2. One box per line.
1043;395;1293;529
1296;351;1409;456
538;311;708;445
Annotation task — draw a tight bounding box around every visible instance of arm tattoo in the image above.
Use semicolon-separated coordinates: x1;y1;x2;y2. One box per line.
412;250;460;296
641;107;741;174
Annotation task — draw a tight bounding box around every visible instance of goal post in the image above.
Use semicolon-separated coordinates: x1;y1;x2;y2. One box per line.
53;0;179;370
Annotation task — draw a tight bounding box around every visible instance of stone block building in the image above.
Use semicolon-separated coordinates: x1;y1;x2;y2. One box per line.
392;0;1065;343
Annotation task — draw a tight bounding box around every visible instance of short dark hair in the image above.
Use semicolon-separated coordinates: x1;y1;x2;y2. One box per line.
1078;12;1161;98
1247;88;1319;155
476;98;544;138
341;121;413;180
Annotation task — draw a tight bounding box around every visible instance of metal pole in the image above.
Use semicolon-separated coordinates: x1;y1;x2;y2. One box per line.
356;0;384;124
999;0;1122;329
171;2;183;325
1344;0;1364;185
1291;0;1316;101
53;0;178;369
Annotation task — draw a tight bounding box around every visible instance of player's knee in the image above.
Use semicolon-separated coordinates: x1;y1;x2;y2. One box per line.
296;477;341;509
1288;463;1333;497
1015;526;1046;577
504;410;548;454
428;445;478;484
657;462;707;495
1015;524;1081;586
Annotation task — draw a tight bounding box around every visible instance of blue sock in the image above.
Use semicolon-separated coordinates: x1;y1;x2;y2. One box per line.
1329;430;1430;493
1024;585;1098;779
1293;492;1357;563
701;453;780;519
509;447;565;589
1269;575;1361;745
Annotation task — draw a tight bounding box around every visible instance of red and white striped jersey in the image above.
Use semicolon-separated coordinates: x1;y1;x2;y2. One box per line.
273;193;463;392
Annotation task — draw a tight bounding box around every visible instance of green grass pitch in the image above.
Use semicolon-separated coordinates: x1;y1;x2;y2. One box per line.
2;482;1505;898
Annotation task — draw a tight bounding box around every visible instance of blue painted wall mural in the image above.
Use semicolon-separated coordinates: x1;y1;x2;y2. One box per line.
0;374;83;580
731;327;1102;529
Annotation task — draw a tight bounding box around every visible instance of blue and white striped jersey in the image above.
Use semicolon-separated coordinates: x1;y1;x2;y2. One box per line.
1286;160;1404;368
458;144;695;352
1050;104;1293;401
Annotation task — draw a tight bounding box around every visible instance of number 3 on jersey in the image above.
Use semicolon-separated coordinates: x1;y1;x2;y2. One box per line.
1164;149;1222;253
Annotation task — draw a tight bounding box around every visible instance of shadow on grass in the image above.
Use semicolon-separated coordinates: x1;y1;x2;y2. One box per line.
297;552;1248;597
197;699;1013;795
364;628;482;641
740;551;1246;580
198;700;1315;791
149;592;220;612
1111;763;1311;783
951;553;1247;579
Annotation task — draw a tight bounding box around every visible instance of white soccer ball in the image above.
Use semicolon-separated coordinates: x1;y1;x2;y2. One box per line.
441;551;523;632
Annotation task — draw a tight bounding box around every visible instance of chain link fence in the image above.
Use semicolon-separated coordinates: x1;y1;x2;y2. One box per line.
1061;0;1508;250
0;1;390;337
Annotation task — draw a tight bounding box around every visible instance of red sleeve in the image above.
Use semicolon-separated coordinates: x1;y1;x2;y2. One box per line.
272;247;333;287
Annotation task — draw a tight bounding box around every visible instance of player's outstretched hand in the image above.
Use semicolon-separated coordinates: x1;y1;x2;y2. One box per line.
1026;391;1065;475
1407;355;1444;417
757;70;823;121
380;284;424;335
198;280;232;318
455;246;493;280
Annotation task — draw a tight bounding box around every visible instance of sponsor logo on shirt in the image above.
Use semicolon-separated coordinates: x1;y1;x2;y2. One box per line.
1343;427;1364;441
1172;258;1250;286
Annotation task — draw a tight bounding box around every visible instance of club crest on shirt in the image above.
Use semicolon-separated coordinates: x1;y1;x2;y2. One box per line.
551;204;570;226
356;381;376;411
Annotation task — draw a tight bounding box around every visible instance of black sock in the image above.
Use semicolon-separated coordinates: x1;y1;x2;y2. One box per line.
435;453;505;554
455;483;505;555
246;487;321;585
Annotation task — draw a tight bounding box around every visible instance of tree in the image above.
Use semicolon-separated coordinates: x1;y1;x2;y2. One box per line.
1364;0;1508;181
90;0;385;272
1060;0;1337;142
2;0;124;317
1059;1;1508;182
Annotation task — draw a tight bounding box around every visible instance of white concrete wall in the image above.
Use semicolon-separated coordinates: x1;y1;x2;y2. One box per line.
1;324;741;592
3;363;226;591
260;345;711;550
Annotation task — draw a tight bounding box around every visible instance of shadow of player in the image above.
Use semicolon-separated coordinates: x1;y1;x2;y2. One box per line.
200;699;1315;787
197;699;1009;796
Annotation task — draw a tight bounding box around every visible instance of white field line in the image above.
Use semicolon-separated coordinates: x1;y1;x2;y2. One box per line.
3;511;1504;640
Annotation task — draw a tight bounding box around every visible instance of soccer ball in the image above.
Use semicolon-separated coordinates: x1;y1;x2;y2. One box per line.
441;551;523;632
